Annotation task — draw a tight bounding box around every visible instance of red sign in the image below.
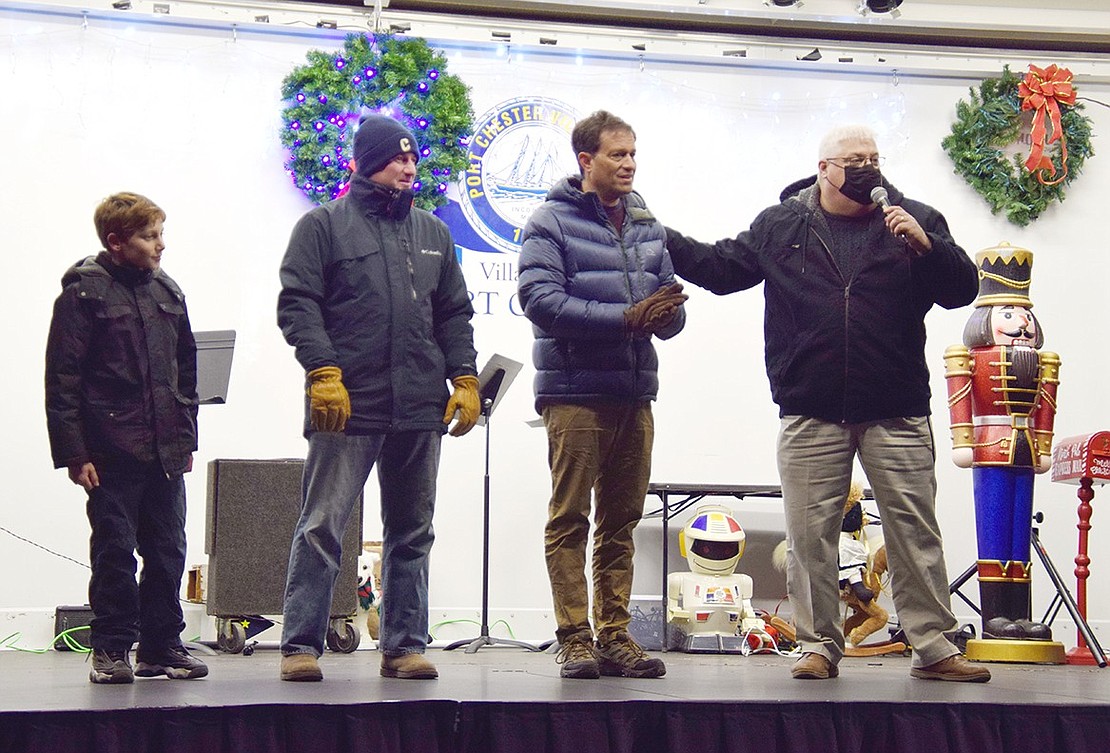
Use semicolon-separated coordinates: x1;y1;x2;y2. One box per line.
1052;432;1110;484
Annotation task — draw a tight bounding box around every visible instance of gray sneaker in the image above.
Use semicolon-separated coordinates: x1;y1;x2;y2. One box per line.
89;648;134;684
135;645;208;679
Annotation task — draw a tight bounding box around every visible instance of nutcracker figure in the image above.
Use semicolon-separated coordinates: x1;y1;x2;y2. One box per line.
944;243;1065;662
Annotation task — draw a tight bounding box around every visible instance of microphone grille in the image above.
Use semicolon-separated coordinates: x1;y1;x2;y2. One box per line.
870;186;889;203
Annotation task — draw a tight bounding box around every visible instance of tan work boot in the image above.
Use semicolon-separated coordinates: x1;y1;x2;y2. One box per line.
280;653;323;682
791;652;839;680
910;654;991;683
380;652;439;679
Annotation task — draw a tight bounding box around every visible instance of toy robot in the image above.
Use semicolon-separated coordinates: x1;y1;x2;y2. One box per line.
667;504;764;653
944;243;1063;659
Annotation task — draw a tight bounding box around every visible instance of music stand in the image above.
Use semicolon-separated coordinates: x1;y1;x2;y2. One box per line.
195;330;236;405
444;355;540;653
187;330;235;658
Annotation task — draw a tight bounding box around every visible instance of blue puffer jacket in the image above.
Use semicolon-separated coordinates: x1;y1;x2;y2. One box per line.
518;177;685;412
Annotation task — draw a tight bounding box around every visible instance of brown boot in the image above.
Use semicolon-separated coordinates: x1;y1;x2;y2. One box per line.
910;654;991;683
595;632;665;679
791;652;839;680
280;653;323;682
380;653;439;679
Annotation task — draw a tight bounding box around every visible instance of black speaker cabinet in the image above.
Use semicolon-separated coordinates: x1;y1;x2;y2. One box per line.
204;459;361;617
53;605;94;651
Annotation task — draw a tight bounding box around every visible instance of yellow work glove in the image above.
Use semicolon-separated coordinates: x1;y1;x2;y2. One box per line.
444;374;481;437
306;365;351;433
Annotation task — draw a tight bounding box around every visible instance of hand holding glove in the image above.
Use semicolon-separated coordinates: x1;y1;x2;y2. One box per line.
307;365;351;433
444;374;481;437
624;283;688;337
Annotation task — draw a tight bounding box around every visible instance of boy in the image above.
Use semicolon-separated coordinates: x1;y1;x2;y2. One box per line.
45;192;207;684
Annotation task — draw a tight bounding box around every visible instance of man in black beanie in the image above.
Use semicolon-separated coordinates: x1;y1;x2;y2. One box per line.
277;113;480;682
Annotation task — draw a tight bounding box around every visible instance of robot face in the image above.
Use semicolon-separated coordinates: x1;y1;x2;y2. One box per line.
990;305;1037;346
691;539;740;562
682;506;746;576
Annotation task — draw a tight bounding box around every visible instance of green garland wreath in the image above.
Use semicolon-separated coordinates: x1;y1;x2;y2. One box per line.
280;33;473;210
942;66;1093;227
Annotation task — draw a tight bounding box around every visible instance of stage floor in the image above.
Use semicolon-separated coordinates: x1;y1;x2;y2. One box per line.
3;646;1109;753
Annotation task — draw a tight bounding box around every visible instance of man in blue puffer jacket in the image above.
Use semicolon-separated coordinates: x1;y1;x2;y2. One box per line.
518;110;688;680
665;124;989;684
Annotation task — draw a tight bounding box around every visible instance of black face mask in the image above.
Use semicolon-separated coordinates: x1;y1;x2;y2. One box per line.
837;166;883;205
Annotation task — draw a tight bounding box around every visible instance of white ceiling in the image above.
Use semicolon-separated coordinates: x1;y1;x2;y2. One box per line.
379;0;1110;55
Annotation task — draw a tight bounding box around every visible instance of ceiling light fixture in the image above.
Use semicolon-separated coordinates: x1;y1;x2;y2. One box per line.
765;0;803;7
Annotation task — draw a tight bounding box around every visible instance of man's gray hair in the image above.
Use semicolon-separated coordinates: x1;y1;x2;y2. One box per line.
819;125;878;159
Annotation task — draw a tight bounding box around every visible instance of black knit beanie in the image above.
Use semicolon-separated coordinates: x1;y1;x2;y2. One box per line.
353;114;419;176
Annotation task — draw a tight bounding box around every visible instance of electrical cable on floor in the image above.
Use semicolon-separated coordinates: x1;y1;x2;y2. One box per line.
1;626;91;654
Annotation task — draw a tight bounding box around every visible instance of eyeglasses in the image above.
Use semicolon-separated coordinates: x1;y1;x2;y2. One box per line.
826;155;886;168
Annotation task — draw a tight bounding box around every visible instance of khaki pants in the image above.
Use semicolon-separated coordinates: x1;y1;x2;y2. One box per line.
542;402;654;644
777;415;960;668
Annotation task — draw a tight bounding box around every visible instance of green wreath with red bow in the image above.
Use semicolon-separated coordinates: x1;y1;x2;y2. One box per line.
942;64;1094;227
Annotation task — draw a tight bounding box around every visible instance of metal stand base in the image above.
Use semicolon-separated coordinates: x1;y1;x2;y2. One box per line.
444;634;544;654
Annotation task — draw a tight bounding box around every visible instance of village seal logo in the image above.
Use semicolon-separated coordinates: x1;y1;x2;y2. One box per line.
457;97;578;253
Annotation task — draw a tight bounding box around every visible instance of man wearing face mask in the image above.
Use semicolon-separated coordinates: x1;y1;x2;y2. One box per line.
664;125;989;682
277;113;479;683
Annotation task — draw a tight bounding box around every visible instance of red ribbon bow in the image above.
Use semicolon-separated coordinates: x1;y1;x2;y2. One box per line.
1018;64;1076;186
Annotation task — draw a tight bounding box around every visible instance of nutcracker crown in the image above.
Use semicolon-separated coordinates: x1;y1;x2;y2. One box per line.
974;242;1034;308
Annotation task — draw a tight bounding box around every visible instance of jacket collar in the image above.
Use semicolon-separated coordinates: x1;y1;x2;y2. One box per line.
347;171;414;221
550;176;655;224
94;251;153;286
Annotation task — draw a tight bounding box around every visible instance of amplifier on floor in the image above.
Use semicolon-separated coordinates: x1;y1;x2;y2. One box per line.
53;605;94;651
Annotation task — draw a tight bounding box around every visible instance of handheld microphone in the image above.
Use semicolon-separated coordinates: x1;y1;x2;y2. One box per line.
871;186;908;243
870;185;891;210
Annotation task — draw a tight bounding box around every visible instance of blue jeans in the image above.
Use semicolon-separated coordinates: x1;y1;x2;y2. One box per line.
281;431;441;657
777;415;959;668
85;460;187;652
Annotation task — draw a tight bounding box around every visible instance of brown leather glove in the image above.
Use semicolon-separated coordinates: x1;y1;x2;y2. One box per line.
624;283;688;337
306;365;351;433
444;374;481;437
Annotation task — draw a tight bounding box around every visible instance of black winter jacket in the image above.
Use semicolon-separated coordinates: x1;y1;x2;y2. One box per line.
518;177;685;412
278;177;477;436
665;178;977;423
45;252;199;475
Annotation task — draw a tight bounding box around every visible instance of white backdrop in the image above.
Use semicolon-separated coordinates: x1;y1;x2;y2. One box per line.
2;4;1108;650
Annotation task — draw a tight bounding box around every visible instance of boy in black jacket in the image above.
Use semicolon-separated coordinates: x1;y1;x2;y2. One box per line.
45;192;207;684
